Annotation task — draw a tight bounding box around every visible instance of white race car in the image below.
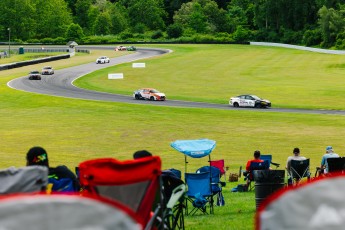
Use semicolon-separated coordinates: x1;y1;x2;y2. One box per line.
96;56;110;64
41;66;54;75
229;94;271;108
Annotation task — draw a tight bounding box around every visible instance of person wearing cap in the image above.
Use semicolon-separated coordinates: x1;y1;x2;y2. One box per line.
320;146;339;174
26;146;80;191
286;147;307;185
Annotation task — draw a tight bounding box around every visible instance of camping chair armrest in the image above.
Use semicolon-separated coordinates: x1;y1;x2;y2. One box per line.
271;162;280;167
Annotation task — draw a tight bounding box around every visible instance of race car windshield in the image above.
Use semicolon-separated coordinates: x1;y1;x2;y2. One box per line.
150;89;160;93
252;95;261;100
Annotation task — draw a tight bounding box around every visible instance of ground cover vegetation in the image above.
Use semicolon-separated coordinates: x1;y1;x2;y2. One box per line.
2;0;345;50
1;45;345;229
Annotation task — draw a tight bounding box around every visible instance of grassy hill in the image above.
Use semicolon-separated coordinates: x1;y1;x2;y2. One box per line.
1;44;345;229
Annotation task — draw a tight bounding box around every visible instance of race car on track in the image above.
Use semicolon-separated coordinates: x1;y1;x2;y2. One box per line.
96;56;110;64
114;46;127;51
133;88;166;101
28;70;42;80
127;46;136;51
229;94;271;108
41;66;54;75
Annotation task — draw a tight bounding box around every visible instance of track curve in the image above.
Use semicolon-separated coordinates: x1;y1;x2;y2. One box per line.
7;46;345;116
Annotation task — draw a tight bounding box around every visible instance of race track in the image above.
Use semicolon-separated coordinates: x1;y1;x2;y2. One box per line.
7;46;345;116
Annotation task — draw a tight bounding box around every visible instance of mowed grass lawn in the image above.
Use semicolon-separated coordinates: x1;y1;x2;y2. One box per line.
1;44;345;229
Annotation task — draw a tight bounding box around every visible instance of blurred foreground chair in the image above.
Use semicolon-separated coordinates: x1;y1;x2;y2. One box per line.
79;156;162;230
0;194;141;230
0;166;48;194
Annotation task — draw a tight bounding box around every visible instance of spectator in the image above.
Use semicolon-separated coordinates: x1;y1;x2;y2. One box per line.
26;146;80;191
244;150;264;186
245;150;264;172
320;146;339;174
286;147;306;185
133;150;153;159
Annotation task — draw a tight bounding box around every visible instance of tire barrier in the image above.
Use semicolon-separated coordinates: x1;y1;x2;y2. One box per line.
0;54;70;71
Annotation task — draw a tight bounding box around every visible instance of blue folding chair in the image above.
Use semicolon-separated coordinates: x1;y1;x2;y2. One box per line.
260;155;280;169
196;166;225;206
185;172;213;215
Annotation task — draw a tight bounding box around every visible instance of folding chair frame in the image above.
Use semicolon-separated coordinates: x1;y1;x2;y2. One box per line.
185;172;214;216
288;159;310;186
78;156;163;230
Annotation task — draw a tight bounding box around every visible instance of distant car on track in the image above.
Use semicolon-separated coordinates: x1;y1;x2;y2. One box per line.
41;66;54;75
127;46;136;51
229;94;271;108
115;46;127;51
28;70;41;80
133;88;166;101
96;56;110;64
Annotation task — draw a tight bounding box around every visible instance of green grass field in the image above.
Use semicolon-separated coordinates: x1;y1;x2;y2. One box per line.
1;44;345;229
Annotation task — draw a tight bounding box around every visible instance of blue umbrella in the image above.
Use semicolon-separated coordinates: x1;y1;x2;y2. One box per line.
171;139;216;175
170;139;216;158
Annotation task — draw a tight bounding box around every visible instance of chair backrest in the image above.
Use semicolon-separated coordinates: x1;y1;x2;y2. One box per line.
250;161;270;171
327;157;345;173
290;159;310;179
185;172;212;198
0;166;48;194
0;194;141;230
248;161;270;180
161;169;184;204
210;159;225;175
196;166;221;193
79;156;162;228
260;155;272;166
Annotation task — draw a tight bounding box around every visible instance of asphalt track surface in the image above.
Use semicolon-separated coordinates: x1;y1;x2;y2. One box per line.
7;46;345;116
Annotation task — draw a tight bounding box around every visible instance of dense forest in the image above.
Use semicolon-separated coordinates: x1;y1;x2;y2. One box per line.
1;0;345;48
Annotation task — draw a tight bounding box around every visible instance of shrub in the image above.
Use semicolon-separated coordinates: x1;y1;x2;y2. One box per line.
167;24;183;39
151;30;163;39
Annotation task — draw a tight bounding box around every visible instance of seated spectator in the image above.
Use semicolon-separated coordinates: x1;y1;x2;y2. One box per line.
26;146;80;192
133;150;153;159
286;147;306;185
320;146;339;175
244;150;264;186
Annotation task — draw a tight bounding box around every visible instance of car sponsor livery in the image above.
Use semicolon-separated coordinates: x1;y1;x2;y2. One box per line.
133;88;166;101
229;94;271;108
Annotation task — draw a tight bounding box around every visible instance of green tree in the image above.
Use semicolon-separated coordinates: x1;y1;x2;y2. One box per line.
173;1;209;33
0;0;36;40
93;12;112;35
75;0;93;30
65;23;84;42
34;0;72;39
128;0;166;30
108;2;129;35
318;5;345;47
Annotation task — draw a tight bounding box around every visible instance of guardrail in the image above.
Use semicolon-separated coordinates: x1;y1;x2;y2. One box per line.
0;54;70;71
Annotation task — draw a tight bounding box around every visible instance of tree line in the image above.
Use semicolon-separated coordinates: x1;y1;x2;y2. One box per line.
1;0;345;49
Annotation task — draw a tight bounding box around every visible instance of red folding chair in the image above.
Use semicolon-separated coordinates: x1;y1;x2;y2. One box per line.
210;159;226;181
79;156;162;230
